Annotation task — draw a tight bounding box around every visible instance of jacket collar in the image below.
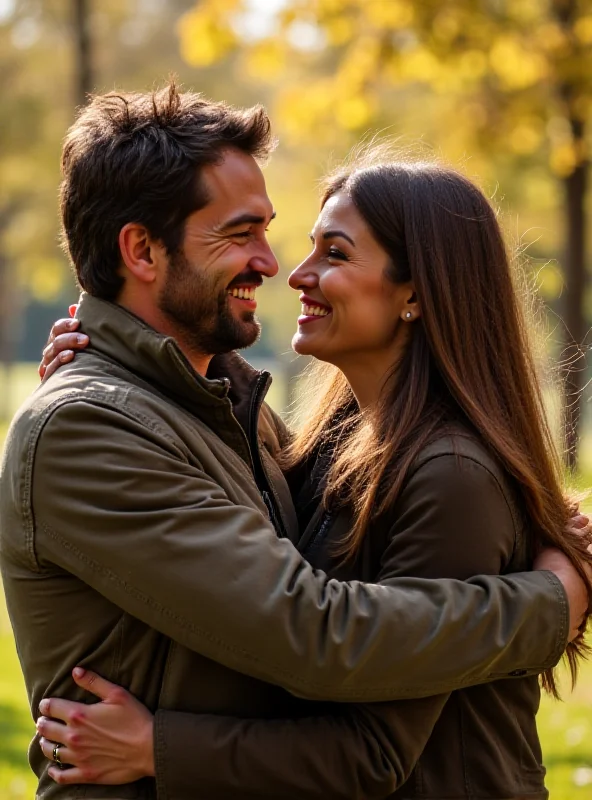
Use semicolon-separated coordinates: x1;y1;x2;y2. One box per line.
75;293;270;420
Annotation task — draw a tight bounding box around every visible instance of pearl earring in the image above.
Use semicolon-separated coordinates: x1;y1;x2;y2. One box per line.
405;312;413;320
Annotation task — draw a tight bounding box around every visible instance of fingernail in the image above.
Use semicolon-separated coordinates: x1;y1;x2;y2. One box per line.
73;667;85;679
76;334;87;344
59;351;73;362
39;699;48;714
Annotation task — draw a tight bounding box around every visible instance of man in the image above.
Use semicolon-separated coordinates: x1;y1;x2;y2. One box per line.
0;84;586;799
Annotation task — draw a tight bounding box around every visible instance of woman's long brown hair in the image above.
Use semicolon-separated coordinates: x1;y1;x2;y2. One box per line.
283;156;592;695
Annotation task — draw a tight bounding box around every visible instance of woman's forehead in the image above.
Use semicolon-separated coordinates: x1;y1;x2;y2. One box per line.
315;192;365;234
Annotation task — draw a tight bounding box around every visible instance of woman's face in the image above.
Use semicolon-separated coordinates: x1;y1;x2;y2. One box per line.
288;191;415;372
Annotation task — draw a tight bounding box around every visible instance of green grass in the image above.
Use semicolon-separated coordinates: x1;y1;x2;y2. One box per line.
1;364;592;797
538;660;592;795
0;595;37;800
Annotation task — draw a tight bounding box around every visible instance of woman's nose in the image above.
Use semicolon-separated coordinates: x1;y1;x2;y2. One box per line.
288;258;317;290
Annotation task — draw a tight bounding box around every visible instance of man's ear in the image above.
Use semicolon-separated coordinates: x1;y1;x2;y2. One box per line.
118;223;165;284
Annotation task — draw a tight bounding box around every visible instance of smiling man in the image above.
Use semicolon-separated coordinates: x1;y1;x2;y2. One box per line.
0;83;587;799
117;145;278;375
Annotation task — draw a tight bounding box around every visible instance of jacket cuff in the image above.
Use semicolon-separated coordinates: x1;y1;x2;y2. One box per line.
490;569;568;680
536;569;570;668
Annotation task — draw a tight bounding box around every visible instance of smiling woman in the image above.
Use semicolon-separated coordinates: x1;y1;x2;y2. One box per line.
289;188;417;398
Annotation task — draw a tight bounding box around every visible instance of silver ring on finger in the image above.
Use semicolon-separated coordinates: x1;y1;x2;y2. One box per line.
52;743;66;769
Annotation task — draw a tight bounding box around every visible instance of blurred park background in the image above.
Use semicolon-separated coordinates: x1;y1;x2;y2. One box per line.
1;0;592;797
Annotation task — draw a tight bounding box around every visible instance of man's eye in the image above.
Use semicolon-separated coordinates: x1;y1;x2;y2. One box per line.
232;227;270;240
328;247;348;261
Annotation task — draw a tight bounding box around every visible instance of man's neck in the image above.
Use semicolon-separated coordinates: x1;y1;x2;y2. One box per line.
117;293;212;376
169;331;212;377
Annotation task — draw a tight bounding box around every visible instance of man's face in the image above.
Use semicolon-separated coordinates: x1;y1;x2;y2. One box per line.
158;148;278;357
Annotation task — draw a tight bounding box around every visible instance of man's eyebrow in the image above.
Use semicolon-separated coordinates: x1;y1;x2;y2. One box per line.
217;211;276;232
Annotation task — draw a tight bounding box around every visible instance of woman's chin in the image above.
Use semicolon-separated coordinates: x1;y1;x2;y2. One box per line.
291;333;337;366
291;331;318;357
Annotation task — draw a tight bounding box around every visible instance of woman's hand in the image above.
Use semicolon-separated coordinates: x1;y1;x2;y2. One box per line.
36;667;155;786
39;304;88;381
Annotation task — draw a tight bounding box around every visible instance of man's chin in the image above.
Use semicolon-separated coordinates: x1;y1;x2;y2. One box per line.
236;320;261;350
215;316;261;353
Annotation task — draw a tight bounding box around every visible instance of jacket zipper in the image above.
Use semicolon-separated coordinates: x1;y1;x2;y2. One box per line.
247;372;288;539
302;511;333;559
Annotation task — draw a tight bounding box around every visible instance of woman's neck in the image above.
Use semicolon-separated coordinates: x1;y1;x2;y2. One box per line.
336;348;402;409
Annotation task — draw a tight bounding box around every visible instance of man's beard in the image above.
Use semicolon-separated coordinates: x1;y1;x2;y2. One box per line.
158;250;261;356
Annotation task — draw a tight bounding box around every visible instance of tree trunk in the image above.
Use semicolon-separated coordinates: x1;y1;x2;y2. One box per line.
561;153;588;470
73;0;92;108
551;0;589;470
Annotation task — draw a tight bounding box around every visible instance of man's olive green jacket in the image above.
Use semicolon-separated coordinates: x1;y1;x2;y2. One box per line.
0;294;568;799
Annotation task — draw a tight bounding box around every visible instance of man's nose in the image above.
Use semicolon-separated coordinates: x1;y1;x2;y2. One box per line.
250;242;279;278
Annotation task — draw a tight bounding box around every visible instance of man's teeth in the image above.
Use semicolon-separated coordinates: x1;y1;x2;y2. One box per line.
229;287;256;300
302;304;330;317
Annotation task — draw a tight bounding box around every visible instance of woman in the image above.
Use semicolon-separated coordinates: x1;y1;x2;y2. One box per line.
37;155;592;798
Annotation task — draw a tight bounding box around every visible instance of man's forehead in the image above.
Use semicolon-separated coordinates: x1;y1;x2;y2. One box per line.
198;149;273;221
203;149;268;196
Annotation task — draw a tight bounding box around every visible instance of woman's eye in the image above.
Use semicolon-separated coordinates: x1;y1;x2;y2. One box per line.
328;247;348;261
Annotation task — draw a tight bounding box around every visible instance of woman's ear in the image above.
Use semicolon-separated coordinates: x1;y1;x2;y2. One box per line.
118;223;165;284
400;286;421;322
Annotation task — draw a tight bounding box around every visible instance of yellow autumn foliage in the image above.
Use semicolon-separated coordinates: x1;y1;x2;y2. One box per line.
509;119;544;155
242;40;287;83
177;3;237;67
574;15;592;43
176;0;592;179
489;35;547;90
364;0;414;29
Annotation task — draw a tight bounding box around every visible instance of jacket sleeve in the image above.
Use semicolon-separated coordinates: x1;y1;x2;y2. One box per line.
31;401;568;702
151;452;525;800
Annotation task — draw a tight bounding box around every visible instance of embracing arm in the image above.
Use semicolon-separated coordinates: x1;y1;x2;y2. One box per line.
30;401;569;703
151;449;523;799
153;698;446;800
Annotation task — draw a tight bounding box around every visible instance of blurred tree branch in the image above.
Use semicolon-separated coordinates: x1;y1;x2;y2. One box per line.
73;0;93;107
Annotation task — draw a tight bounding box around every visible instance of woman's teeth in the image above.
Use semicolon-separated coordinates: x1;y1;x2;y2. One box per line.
302;304;330;317
229;287;256;300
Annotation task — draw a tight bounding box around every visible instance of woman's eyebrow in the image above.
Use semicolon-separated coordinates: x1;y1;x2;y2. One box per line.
323;230;355;246
309;229;356;246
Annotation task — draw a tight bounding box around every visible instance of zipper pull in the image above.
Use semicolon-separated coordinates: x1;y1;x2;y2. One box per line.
262;490;286;538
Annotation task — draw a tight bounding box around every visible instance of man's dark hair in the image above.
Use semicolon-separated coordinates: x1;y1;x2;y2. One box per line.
60;82;274;299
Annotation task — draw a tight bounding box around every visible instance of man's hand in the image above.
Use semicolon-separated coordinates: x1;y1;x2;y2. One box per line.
535;544;592;641
39;305;88;381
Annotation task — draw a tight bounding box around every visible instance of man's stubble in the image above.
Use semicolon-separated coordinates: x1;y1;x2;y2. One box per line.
158;250;261;358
